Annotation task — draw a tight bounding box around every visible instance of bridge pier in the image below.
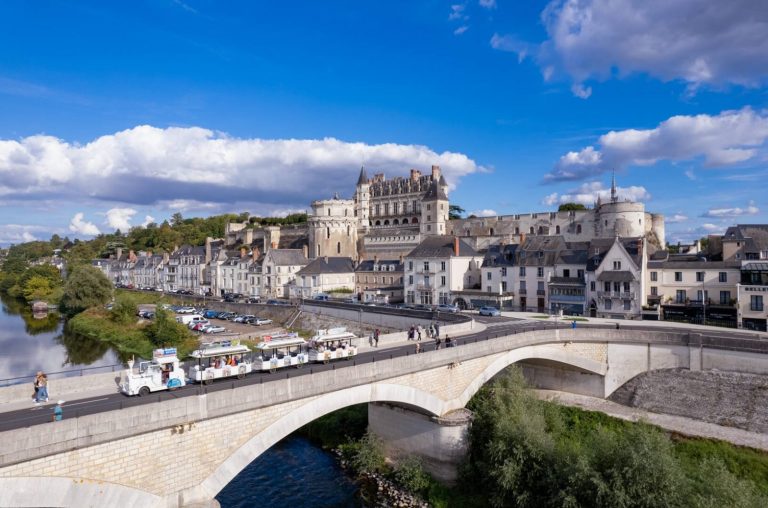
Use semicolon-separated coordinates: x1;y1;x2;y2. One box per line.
368;402;472;484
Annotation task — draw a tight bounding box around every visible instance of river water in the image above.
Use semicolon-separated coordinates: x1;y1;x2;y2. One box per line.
0;296;362;506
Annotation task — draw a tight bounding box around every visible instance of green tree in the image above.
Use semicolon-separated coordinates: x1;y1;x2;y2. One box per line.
143;308;195;352
60;265;113;316
22;275;56;302
449;204;465;220
558;202;587;211
110;295;138;326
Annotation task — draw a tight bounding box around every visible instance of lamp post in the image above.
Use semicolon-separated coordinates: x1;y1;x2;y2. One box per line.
702;280;706;326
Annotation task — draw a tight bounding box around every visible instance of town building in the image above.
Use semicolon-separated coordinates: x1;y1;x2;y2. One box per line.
292;256;356;298
355;257;404;304
261;248;309;298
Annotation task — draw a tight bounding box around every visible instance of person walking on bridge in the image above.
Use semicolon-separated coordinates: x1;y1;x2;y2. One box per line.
53;400;64;421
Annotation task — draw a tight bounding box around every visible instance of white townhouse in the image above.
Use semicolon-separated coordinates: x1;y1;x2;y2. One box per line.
292;256;356;298
589;237;646;320
261;249;309;298
403;236;481;307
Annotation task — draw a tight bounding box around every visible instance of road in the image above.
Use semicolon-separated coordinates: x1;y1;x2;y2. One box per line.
1;314;765;433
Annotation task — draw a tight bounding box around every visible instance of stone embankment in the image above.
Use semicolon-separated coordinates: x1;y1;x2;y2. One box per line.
609;368;768;433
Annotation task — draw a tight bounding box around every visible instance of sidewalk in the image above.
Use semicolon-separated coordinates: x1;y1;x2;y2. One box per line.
499;310;768;337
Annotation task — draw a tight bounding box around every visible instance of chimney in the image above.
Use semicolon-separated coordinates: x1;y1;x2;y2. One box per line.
410;169;420;181
302;245;308;258
431;165;441;179
373;254;379;264
271;241;277;250
453;236;460;257
240;247;247;258
205;237;212;264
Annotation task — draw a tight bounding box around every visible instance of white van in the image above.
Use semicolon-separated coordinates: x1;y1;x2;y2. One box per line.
176;313;204;325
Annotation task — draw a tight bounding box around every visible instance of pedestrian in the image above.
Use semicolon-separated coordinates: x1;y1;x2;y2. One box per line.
446;336;453;348
417;326;422;341
53;400;64;421
434;323;440;337
435;336;441;351
415;343;421;354
35;372;48;404
369;332;374;347
374;328;380;347
571;320;577;330
615;322;620;330
32;371;41;401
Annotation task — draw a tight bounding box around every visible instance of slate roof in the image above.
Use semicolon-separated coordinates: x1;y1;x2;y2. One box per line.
355;259;404;272
422;179;448;201
357;166;368;185
482;244;518;267
723;225;768;253
407;236;477;258
647;260;741;269
597;271;636;282
266;249;308;266
297;257;355;275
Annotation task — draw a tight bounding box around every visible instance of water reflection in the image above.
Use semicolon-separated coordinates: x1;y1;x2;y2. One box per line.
0;294;119;384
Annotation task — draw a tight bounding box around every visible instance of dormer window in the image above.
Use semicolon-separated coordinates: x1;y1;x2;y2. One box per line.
613;261;621;270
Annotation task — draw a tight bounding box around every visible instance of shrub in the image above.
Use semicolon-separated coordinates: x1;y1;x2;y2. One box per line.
394;456;430;493
351;431;386;474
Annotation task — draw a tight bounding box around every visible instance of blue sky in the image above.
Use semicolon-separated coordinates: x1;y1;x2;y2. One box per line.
0;0;766;245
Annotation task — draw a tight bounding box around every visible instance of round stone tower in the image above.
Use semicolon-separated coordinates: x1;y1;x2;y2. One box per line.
308;195;359;260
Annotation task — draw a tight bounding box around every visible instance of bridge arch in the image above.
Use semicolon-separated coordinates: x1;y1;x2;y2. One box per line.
191;383;446;501
455;345;607;411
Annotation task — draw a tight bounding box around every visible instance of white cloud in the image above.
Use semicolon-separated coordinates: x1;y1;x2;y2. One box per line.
666;214;689;223
105;207;137;231
469;209;498;217
0;224;47;245
0;125;485;211
538;0;768;96
546;108;768;181
141;215;155;227
479;0;496;9
454;26;469;35
449;4;466;20
541;181;651;206
668;222;725;244
69;213;100;236
702;201;759;218
684;169;696;180
570;83;592;99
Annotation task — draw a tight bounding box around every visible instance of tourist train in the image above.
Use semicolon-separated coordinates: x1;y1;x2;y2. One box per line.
253;333;308;372
120;347;186;396
307;327;358;363
188;341;252;384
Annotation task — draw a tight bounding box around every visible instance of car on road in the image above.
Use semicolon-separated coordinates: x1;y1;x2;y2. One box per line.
251;317;273;326
437;304;460;313
202;325;226;334
478;306;501;317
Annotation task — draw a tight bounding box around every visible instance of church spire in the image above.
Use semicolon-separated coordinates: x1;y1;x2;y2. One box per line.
357;166;369;186
610;169;618;203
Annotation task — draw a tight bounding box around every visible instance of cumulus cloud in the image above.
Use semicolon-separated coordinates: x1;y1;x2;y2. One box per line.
469;209;498;217
0;125;484;211
490;34;530;63
668;222;725;243
541;181;651;206
540;0;768;96
702;201;759;218
546;108;768;181
479;0;496;9
666;214;689;223
0;224;47;245
69;213;100;236
105;207;137;231
141;215;155;227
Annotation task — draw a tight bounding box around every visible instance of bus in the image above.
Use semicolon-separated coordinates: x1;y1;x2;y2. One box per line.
307;327;358;363
188;341;252;384
253;334;309;373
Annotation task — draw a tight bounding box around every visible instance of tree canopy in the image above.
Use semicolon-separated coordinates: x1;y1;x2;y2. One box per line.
449;204;465;220
60;265;113;316
558;202;587;211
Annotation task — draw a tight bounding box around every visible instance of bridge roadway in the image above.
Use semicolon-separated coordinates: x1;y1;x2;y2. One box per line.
1;316;767;433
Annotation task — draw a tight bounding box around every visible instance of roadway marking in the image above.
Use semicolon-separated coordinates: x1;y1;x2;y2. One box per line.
61;398;110;407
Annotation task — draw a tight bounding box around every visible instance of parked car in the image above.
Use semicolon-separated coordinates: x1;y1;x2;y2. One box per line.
437;304;460;313
233;315;254;323
202;325;226;334
412;304;432;311
251;317;273;326
203;310;220;319
478;306;501;317
177;306;196;314
246;297;261;304
190;321;210;331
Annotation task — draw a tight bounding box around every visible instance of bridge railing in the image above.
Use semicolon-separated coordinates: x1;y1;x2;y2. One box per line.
0;363;124;388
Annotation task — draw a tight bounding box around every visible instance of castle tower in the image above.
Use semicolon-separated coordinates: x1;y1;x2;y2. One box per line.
308;195;359;260
354;166;370;232
420;178;449;236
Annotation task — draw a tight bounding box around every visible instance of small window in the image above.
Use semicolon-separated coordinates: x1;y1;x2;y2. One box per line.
696;271;704;282
537;267;544;277
650;271;657;282
486;272;492;280
613;260;621;270
675;272;682;282
519;267;526;276
719;272;727;282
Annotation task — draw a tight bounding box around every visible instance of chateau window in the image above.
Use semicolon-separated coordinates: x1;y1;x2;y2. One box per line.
327;209;330;216
604;282;610;292
515;227;520;235
384;203;389;215
427;215;431;221
408;261;413;271
441;276;446;286
408;275;413;285
501;267;507;276
590;281;595;291
326;227;330;239
393;203;398;215
624;300;631;310
375;204;380;216
577;269;584;279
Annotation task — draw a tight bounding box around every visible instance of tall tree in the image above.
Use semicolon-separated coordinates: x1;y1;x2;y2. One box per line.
558;203;587;211
449;204;466;220
60;265;113;316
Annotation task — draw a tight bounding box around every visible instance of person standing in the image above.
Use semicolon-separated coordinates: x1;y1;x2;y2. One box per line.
415;343;421;354
417;326;422;341
571;320;577;330
435;336;441;351
53;400;64;421
35;372;48;404
374;328;380;347
32;371;41;401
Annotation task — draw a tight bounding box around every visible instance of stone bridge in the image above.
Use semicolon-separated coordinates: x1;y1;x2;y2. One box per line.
1;326;767;507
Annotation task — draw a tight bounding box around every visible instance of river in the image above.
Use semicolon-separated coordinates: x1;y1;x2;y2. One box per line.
0;296;363;506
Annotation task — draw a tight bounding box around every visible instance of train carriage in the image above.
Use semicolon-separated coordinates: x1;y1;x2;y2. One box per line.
307;327;358;364
188;341;252;384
